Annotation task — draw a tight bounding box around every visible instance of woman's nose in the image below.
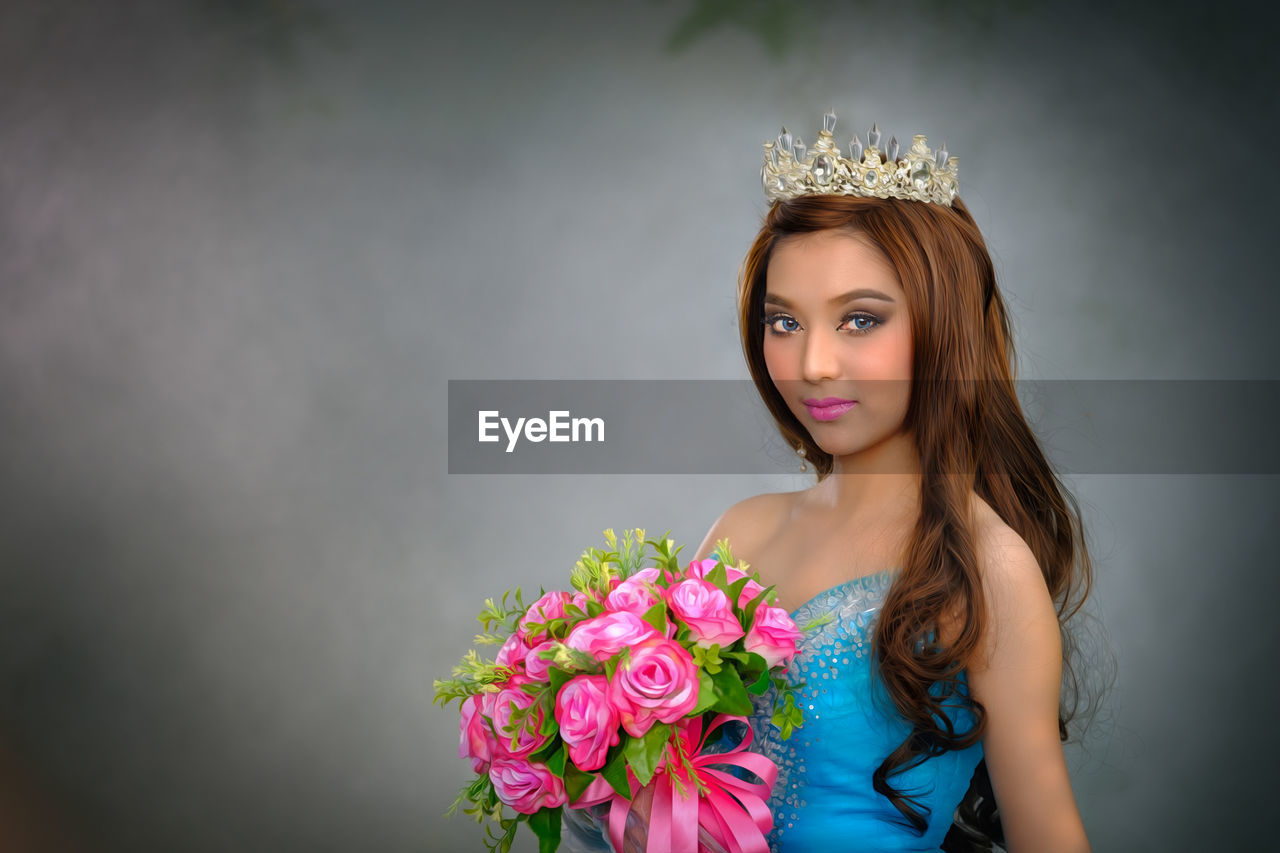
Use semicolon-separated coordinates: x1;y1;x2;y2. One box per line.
802;326;840;382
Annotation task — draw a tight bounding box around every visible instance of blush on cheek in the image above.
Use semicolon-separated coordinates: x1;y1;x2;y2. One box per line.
761;334;791;375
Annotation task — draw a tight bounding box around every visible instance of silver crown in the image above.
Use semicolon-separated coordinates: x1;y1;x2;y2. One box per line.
761;109;958;206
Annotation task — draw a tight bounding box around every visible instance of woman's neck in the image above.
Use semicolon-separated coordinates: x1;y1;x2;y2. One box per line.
813;431;922;520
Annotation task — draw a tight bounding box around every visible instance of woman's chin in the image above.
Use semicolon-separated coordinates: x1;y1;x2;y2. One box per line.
809;439;861;460
810;430;906;465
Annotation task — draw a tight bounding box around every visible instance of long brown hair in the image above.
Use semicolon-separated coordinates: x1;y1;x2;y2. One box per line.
737;195;1095;848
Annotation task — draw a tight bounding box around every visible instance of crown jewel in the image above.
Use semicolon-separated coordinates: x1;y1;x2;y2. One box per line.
761;110;958;207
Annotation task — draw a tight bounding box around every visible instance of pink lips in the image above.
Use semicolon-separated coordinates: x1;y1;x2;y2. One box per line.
803;397;857;422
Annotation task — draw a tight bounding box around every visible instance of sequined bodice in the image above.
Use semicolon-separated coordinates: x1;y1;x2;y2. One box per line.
746;569;984;852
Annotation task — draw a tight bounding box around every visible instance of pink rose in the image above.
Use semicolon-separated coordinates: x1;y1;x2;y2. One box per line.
523;639;558;681
495;633;530;671
555;675;621;771
685;558;723;579
737;579;767;608
605;568;662;614
566;611;660;662
458;693;495;774
489;756;568;814
685;560;765;608
665;578;745;648
744;605;803;669
608;635;699;737
485;678;550;758
518;590;573;641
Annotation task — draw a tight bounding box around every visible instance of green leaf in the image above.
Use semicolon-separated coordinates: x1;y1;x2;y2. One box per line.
646;530;682;572
562;761;594;803
743;585;771;629
739;651;768;685
603;647;628;681
691;668;718;715
640;601;668;635
703;560;729;590
528;806;562;853
711;538;732;565
483;814;520;853
771;690;804;741
747;668;772;695
690;643;723;675
601;744;632;799
543;742;567;778
709;666;753;716
539;694;559;737
547;665;574;698
624;722;671;787
720;649;766;678
529;736;560;765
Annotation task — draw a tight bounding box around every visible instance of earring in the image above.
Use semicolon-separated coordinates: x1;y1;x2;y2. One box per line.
797;444;808;472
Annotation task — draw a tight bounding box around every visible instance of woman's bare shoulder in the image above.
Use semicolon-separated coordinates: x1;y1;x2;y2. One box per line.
966;491;1056;650
692;490;798;563
939;492;1044;648
968;492;1041;582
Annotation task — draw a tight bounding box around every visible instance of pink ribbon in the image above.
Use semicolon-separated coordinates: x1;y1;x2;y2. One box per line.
572;714;778;853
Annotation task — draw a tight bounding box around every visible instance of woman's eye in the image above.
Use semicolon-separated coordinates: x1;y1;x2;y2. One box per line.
842;313;881;334
763;313;801;335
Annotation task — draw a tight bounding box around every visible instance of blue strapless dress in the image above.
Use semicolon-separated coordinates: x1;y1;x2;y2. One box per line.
747;568;984;852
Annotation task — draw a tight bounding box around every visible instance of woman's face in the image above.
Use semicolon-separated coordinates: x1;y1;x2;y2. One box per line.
762;228;913;461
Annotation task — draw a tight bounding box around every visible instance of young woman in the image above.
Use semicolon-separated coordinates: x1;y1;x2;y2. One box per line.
563;114;1095;852
687;118;1094;852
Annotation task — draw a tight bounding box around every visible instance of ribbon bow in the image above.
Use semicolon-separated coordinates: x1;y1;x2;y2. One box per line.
574;713;779;853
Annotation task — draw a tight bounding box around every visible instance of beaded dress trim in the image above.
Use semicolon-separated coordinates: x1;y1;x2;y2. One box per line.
746;568;899;852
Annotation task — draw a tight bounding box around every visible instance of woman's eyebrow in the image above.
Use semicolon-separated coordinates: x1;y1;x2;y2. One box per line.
763;288;896;308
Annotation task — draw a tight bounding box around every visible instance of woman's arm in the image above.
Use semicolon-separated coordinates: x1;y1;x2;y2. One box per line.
968;523;1091;853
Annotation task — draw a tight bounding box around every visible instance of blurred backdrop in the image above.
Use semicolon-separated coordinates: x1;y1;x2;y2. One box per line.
2;1;1278;850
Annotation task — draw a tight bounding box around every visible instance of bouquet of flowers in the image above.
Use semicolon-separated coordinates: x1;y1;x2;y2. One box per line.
434;529;810;853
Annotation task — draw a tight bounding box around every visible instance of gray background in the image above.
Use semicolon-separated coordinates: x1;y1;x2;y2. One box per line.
2;0;1277;850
